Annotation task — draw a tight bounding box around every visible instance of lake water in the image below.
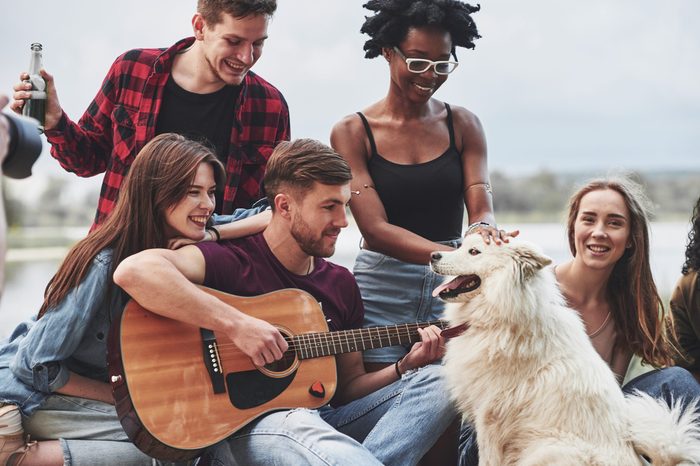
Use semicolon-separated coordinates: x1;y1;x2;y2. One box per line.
0;222;691;338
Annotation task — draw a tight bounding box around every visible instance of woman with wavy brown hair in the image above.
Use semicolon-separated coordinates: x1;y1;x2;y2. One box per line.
0;133;266;466
558;177;678;376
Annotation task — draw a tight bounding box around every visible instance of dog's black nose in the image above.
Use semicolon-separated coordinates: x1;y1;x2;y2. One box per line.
431;252;442;262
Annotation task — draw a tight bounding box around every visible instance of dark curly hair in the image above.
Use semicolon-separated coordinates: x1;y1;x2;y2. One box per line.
361;0;481;60
682;196;700;275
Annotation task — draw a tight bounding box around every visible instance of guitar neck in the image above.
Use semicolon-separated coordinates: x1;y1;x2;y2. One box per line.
291;320;448;360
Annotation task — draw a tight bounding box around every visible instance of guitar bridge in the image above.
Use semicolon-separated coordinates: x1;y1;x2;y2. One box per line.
201;328;226;394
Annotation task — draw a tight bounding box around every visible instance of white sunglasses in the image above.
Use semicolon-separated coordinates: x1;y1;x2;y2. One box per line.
393;47;459;75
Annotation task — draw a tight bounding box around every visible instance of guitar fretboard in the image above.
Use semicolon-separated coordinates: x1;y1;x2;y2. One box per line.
291;320;448;360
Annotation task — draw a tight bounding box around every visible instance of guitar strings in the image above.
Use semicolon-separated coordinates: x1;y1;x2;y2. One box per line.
213;321;444;348
212;322;445;351
211;322;448;357
214;331;425;352
213;333;424;350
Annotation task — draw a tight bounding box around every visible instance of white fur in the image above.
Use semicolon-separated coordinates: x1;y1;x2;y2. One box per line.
431;235;700;466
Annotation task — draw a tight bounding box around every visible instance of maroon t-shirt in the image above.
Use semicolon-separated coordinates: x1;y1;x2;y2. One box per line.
195;233;364;331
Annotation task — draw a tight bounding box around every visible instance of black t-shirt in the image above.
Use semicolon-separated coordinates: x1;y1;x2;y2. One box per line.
155;75;240;212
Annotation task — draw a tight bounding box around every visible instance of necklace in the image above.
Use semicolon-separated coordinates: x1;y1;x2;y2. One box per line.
587;311;611;338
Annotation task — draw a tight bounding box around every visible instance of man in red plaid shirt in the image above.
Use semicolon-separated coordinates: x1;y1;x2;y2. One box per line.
12;0;290;227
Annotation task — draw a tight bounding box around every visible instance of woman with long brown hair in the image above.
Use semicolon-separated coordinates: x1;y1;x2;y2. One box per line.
0;133;266;466
557;177;680;377
459;176;700;465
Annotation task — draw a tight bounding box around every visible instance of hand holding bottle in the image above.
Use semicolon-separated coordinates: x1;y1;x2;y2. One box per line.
11;68;62;132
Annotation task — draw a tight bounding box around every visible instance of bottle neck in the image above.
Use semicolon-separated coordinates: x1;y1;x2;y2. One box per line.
28;51;43;75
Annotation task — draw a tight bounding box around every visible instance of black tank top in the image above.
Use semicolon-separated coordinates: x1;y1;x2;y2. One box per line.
358;103;464;242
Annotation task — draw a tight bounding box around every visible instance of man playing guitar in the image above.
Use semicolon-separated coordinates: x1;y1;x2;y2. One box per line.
114;138;454;465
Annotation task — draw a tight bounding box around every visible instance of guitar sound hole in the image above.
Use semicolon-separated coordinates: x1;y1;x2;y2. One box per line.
264;349;297;373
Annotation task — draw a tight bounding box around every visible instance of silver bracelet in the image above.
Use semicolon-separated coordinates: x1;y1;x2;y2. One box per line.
466;221;495;235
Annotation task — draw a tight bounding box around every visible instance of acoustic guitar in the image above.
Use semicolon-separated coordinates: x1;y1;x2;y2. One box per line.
107;286;450;461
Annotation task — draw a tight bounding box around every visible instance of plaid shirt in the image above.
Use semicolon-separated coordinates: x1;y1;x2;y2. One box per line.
45;37;290;226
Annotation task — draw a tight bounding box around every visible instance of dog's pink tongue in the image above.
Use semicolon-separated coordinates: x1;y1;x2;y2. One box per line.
432;278;454;297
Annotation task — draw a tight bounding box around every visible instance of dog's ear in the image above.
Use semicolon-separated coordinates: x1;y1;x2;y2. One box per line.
512;243;552;280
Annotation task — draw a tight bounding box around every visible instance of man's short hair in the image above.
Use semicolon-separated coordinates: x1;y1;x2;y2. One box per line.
264;139;352;208
197;0;277;24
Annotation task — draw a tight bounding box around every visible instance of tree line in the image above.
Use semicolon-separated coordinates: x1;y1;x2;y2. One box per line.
490;169;700;222
3;169;700;229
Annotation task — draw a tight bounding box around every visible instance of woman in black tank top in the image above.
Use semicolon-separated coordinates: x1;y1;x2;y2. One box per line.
330;3;517;463
331;0;517;345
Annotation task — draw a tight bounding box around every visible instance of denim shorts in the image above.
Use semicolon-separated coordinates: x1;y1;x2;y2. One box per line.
353;239;461;363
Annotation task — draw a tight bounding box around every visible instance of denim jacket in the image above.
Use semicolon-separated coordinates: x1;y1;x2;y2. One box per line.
211;198;269;225
0;204;267;416
0;249;127;416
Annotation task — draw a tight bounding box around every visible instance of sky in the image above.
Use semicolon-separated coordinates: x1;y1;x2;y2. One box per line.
0;1;697;323
1;0;698;200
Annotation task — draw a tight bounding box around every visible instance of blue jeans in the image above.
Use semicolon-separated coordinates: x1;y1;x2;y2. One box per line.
354;240;461;363
22;394;185;466
457;366;700;466
622;366;700;411
201;364;455;466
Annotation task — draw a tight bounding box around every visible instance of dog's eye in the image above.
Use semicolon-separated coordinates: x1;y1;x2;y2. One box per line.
468;247;480;256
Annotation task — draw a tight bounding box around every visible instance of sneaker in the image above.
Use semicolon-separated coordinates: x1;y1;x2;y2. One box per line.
0;404;35;466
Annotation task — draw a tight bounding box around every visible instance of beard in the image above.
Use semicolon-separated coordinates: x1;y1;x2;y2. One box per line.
290;214;338;258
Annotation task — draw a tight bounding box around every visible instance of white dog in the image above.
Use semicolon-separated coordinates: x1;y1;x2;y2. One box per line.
431;235;700;466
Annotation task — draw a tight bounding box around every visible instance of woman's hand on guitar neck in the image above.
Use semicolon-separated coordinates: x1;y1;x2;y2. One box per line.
400;325;445;372
228;313;289;367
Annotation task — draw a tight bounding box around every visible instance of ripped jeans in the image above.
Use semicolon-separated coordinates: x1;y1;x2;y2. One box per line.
200;364;455;466
21;394;186;466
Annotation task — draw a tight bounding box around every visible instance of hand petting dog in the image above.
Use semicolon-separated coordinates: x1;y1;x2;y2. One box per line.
467;222;520;245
